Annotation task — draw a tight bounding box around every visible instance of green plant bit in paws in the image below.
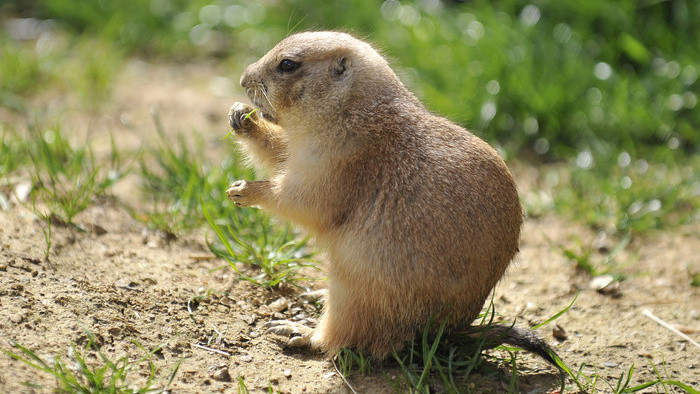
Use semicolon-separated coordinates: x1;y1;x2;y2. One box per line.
222;108;259;140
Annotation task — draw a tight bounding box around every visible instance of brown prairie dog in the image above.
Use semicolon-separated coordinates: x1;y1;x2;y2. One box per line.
226;31;554;363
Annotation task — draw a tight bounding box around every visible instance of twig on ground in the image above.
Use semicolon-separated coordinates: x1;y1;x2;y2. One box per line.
642;309;700;350
191;343;231;356
332;356;358;394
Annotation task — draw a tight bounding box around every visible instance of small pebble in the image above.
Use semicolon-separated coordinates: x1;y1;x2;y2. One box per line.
675;325;698;334
589;275;621;297
268;298;288;313
240;355;253;363
211;366;231;382
589;275;614;290
243;314;257;325
552;324;568;340
283;369;292;378
89;223;107;235
603;362;617;368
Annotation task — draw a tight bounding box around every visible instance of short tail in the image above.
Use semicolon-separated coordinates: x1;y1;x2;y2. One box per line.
458;324;563;369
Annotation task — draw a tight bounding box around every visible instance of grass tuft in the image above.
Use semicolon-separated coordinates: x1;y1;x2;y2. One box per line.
562;235;630;280
202;202;318;288
135;115;209;236
2;329;180;393
25;124;125;228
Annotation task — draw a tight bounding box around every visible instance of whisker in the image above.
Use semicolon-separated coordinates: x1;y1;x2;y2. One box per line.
261;85;277;114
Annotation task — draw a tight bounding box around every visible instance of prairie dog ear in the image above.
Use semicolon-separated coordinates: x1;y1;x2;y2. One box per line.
331;57;349;80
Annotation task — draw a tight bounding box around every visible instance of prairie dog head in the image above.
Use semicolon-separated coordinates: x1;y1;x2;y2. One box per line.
240;31;401;130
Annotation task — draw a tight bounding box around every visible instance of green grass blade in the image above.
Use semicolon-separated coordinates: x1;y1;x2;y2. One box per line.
532;291;579;330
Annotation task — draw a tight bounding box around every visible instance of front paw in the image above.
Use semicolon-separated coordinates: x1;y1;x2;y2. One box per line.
228;102;259;134
226;180;252;207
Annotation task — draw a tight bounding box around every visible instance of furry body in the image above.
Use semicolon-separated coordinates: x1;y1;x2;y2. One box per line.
227;32;529;358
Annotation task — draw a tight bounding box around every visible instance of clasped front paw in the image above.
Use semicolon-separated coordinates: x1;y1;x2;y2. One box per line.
226;180;252;207
228;102;258;134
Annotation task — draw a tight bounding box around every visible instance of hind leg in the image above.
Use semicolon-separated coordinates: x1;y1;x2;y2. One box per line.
264;285;361;354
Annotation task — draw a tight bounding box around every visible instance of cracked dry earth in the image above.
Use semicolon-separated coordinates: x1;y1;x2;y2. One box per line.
1;61;698;393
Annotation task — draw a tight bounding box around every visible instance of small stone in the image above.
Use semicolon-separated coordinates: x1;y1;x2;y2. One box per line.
268;298;288;313
603;362;617;368
243;314;256;325
211;366;231;382
240;355;253;363
88;223;107;236
323;372;335;379
589;275;615;290
12;181;32;203
674;325;698;334
283;369;292;378
115;279;140;290
0;264;6;271
552;324;567;340
589;275;621;297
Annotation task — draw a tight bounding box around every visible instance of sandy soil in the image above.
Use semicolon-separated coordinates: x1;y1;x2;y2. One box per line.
1;61;698;393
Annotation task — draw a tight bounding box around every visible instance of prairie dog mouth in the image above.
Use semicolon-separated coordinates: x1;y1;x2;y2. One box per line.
245;82;277;123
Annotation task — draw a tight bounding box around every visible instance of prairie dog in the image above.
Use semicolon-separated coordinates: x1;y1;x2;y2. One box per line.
226;31;557;365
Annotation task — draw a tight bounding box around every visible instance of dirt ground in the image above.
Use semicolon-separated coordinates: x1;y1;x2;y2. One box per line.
1;61;698;393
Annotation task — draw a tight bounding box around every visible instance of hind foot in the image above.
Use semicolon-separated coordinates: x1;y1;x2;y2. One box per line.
300;289;328;303
264;320;316;348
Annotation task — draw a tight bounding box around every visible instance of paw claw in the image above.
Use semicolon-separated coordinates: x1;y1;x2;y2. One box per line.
300;289;328;303
263;320;314;348
229;102;257;132
226;180;251;207
288;335;311;347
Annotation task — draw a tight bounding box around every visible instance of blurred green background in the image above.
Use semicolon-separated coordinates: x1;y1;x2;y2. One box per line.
1;0;698;236
3;0;698;157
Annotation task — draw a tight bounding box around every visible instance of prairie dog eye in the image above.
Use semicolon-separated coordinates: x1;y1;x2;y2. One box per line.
278;59;300;72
